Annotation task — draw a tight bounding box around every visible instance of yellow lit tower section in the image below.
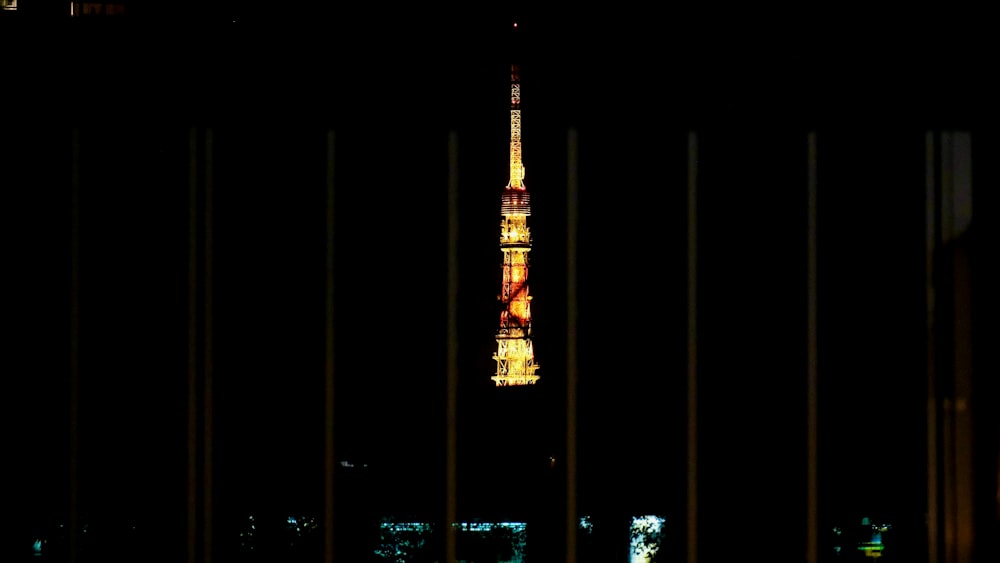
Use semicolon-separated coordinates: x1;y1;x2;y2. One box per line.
492;63;539;387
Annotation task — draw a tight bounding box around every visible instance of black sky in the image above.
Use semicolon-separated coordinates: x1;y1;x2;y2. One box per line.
4;6;998;562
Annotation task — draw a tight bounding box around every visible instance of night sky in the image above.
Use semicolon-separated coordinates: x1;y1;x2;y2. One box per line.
4;5;997;562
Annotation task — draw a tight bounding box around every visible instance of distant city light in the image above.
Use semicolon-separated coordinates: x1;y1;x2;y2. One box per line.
376;520;526;562
630;515;665;563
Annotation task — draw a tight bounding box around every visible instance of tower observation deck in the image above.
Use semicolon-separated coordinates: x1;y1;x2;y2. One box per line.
491;63;540;386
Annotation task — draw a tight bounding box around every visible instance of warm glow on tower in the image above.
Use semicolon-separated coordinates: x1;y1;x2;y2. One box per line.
492;64;539;386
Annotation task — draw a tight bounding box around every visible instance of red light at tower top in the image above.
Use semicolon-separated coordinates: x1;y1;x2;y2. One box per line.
513;22;518;28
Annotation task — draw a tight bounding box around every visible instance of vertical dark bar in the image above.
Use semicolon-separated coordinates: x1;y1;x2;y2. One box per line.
565;128;579;563
186;127;199;563
202;128;214;563
445;130;459;563
686;131;698;563
954;133;975;563
941;131;974;563
806;131;818;563
940;130;956;563
925;131;939;563
324;129;336;563
69;127;80;563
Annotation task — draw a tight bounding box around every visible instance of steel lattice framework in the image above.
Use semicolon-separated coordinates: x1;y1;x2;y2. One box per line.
492;64;539;386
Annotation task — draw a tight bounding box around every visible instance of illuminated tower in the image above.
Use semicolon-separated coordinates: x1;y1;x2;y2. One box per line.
491;63;540;386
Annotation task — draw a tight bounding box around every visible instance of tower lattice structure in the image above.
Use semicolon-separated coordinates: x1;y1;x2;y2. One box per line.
492;63;540;387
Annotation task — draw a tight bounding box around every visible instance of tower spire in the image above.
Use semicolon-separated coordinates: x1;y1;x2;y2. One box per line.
507;63;525;190
492;62;539;386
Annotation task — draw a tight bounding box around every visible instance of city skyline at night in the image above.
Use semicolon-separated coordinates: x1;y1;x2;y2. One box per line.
4;8;997;563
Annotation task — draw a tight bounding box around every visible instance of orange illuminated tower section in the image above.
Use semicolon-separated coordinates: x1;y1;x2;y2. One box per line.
492;63;540;386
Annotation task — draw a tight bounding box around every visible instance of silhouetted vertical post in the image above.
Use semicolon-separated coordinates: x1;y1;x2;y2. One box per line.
940;131;974;563
806;131;818;563
565;128;579;563
187;127;213;563
202;128;214;563
940;131;956;563
187;127;199;563
69;128;80;563
686;131;698;563
325;130;336;563
446;130;459;563
925;131;939;563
